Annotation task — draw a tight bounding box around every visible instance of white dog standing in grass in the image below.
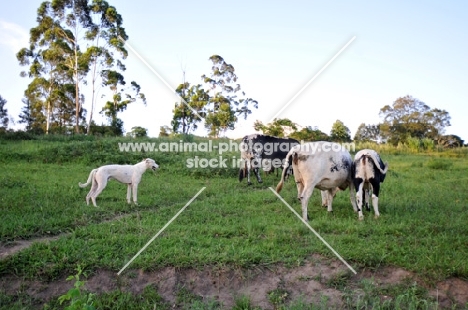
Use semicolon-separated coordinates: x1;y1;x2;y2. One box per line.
79;158;159;207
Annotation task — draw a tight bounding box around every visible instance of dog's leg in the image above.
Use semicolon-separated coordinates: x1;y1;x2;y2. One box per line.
127;184;132;204
91;179;107;207
132;183;139;206
86;174;99;206
85;188;91;205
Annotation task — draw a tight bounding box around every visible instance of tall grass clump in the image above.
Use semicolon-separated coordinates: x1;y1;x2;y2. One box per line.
353;141;389;155
421;138;435;151
426;158;453;170
406;137;436;153
406;137;421;153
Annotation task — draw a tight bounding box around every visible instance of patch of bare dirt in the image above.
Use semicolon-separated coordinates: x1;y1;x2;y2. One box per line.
430;278;468;308
0;236;62;259
0;212;132;260
1;255;467;309
1;218;467;309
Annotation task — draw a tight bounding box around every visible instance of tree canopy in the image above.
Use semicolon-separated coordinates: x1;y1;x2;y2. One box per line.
127;126;147;138
171;82;208;135
0;95;9;129
330;120;351;142
379;95;451;145
253;118;298;138
170;55;258;137
353;123;382;143
289;126;329;142
201;55;258;137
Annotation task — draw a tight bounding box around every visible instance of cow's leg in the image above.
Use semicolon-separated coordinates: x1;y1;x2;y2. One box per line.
263;159;272;177
300;185;314;221
284;166;291;181
294;172;304;201
371;194;380;218
371;180;381;218
321;191;328;207
324;190;333;212
364;184;371;211
246;160;252;185
127;184;132;204
254;167;262;183
364;190;369;211
243;160;248;179
353;181;363;220
253;158;263;183
326;187;340;212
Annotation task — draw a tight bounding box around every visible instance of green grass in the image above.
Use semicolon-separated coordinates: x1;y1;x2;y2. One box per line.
1;136;467;308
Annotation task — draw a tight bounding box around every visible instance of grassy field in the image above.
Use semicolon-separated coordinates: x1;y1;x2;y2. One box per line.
0;135;467;309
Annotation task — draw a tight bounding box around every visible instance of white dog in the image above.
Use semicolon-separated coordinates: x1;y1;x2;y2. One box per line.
79;158;159;207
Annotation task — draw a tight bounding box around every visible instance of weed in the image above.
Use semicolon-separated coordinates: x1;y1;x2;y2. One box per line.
232;295;261;310
326;271;352;290
268;288;290;308
57;265;96;310
176;286;203;306
297;275;314;281
344;279;440;310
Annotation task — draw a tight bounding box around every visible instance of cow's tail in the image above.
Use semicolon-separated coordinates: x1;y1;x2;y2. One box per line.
368;153;388;174
79;169;97;188
239;159;247;182
276;151;293;193
238;166;244;182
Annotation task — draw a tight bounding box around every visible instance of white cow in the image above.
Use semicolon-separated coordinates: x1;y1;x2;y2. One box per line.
276;141;358;221
352;149;388;219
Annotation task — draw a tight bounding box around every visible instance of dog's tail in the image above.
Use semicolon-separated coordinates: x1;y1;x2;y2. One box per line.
79;169;97;188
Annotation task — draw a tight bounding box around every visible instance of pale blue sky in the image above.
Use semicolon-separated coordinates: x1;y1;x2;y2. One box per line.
1;1;467;140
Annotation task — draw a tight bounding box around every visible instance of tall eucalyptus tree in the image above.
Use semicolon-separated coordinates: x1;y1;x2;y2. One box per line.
201;55;258;137
17;0;142;134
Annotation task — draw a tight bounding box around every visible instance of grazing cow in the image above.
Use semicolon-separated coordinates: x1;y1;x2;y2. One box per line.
276;141;358;221
239;134;299;185
352;149;388;219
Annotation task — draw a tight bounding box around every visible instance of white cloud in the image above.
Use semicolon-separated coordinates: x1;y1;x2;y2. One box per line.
0;19;29;54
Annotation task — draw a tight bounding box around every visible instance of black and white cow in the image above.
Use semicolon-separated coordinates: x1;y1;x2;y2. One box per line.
276;141;358;221
352;149;388;219
239;134;299;185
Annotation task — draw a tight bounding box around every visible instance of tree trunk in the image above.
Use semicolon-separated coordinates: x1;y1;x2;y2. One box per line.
46;83;52;135
86;110;93;135
182;105;186;134
74;50;80;134
87;35;101;135
46;100;50;135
